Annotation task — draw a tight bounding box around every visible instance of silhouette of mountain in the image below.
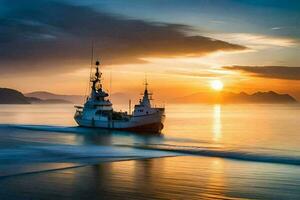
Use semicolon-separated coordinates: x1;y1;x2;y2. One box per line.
172;91;297;104
0;88;73;104
26;91;136;105
224;91;297;103
26;97;72;104
0;88;30;104
3;88;297;105
25;91;84;104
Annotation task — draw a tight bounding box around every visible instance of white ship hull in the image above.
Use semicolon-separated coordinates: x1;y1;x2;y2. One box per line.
75;111;165;133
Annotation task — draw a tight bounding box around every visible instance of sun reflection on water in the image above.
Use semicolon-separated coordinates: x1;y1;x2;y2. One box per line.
213;104;222;142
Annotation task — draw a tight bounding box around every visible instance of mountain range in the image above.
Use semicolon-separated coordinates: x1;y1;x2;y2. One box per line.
0;88;298;104
25;91;133;104
0;88;72;104
172;91;297;104
25;91;84;104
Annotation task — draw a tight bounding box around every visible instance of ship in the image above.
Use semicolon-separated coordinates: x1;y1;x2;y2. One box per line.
74;60;165;133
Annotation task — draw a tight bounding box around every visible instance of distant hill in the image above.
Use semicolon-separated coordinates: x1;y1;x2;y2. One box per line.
25;91;84;104
0;88;73;104
172;91;298;104
25;91;137;105
224;91;297;103
3;88;297;105
26;97;72;104
0;88;30;104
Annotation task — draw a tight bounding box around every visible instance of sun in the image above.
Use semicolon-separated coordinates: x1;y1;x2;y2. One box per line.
211;80;224;91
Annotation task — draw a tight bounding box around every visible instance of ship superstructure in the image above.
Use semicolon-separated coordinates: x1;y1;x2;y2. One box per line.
74;60;165;133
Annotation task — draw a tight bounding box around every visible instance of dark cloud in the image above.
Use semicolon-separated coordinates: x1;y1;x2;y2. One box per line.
0;0;246;75
224;66;300;80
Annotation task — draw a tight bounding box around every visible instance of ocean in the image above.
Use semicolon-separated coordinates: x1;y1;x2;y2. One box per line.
0;104;299;199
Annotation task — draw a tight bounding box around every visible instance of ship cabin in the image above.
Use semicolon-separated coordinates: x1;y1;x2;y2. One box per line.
132;82;157;117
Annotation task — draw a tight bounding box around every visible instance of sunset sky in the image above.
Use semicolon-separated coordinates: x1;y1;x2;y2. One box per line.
1;0;300;101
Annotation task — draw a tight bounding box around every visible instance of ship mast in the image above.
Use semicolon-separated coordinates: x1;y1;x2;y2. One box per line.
140;76;152;107
144;77;152;98
89;59;109;101
92;61;101;89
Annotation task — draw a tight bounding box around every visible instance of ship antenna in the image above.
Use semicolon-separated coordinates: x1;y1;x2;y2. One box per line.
144;74;148;91
90;41;94;82
110;71;112;96
83;41;95;103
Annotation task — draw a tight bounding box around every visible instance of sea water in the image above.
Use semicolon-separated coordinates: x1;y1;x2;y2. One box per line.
0;104;299;199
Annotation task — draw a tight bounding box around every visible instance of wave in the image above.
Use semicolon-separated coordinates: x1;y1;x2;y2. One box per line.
0;144;179;178
0;124;93;134
1;124;300;166
0;144;178;163
0;124;205;144
118;144;300;166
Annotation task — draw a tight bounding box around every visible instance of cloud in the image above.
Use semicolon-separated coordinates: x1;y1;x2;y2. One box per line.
223;66;300;80
271;27;282;30
0;0;246;75
207;33;298;49
164;69;218;78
